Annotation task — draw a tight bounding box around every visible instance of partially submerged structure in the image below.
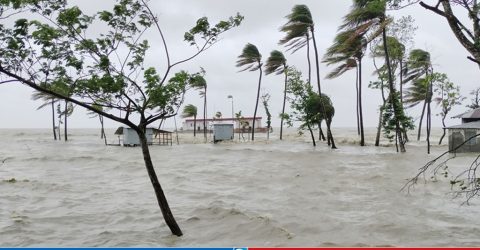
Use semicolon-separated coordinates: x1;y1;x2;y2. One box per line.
213;124;234;143
446;108;480;153
114;127;173;146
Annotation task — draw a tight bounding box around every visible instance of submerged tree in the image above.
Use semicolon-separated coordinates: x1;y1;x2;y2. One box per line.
324;29;366;146
261;92;272;140
341;0;407;152
0;0;243;236
264;50;288;140
236;43;262;141
432;73;464;144
466;87;480;110
31;91;57;140
182;104;198;137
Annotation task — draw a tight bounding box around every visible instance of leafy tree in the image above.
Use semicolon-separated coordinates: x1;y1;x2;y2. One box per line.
87;104;108;145
466;87;480;110
285;68;336;148
416;0;480;68
31;91;57;140
181;104;198;137
264;50;288;140
236;43;262;141
0;0;243;236
432;73;465;144
261;92;272;140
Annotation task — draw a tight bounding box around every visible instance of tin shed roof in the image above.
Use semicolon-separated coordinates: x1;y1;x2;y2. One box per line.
452;108;480;119
446;121;480;129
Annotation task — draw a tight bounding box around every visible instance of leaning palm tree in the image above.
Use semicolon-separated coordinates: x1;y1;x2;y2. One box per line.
324;29;367;146
237;43;262;141
189;72;207;140
404;49;432;144
265;50;288;140
181;104;198;137
31;91;57;140
279;5;311;83
341;0;406;152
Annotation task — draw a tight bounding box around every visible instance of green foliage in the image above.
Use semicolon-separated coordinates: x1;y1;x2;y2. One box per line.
264;50;287;75
466;87;480;110
236;43;262;71
0;0;241;129
184;13;243;49
285;68;334;132
279;4;313;52
381;92;414;141
432;73;465;118
261;93;272;129
181;104;197;118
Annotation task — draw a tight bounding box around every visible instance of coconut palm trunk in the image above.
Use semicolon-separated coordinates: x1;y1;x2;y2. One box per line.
280;70;288;140
311;29;327;141
382;28;405;152
193;115;197;137
203;85;207;140
64;101;68;141
252;66;263;141
51;101;57;140
306;33;312;85
358;57;365;146
137;128;182;236
375;106;383;146
417;100;427;141
307;123;316;147
356;67;360;136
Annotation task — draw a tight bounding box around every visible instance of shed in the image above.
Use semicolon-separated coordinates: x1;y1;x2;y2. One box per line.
446;121;480;153
114;127;154;146
213;124;234;143
452;108;480;124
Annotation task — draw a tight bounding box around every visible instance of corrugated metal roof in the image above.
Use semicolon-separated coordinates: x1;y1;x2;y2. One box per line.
446;121;480;129
452;108;480;119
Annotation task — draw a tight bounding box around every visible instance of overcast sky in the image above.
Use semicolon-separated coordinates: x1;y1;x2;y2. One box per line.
0;0;478;129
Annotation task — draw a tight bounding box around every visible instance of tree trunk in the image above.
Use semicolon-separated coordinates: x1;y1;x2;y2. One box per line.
319;121;326;141
64;101;68;141
358;57;365;146
382;28;405;153
252;65;263;141
311;28;322;95
99;116;107;145
375;105;383;147
280;70;288;140
203;86;207;141
137;128;183;236
306;33;311;85
426;76;432;154
356;67;360;136
193;116;196;137
51;101;57;140
307;123;316;147
327;119;337;149
417;100;427;141
439;116;447;145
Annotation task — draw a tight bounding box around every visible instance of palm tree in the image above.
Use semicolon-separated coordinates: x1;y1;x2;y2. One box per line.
189;71;207;140
237;43;263;141
404;49;432;143
31;91;57;140
324;29;366;146
342;0;406;152
265;50;288;140
279;5;311;83
181;104;198;137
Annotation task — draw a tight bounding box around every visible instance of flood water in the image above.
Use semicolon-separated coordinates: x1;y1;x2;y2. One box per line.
1;128;480;247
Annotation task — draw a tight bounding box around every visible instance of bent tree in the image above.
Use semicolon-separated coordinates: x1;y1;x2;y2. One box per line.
0;0;243;236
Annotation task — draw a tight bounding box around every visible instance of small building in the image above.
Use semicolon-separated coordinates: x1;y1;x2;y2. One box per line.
452;108;480;124
213;124;234;143
114;127;172;146
446;108;480;153
182;117;263;132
